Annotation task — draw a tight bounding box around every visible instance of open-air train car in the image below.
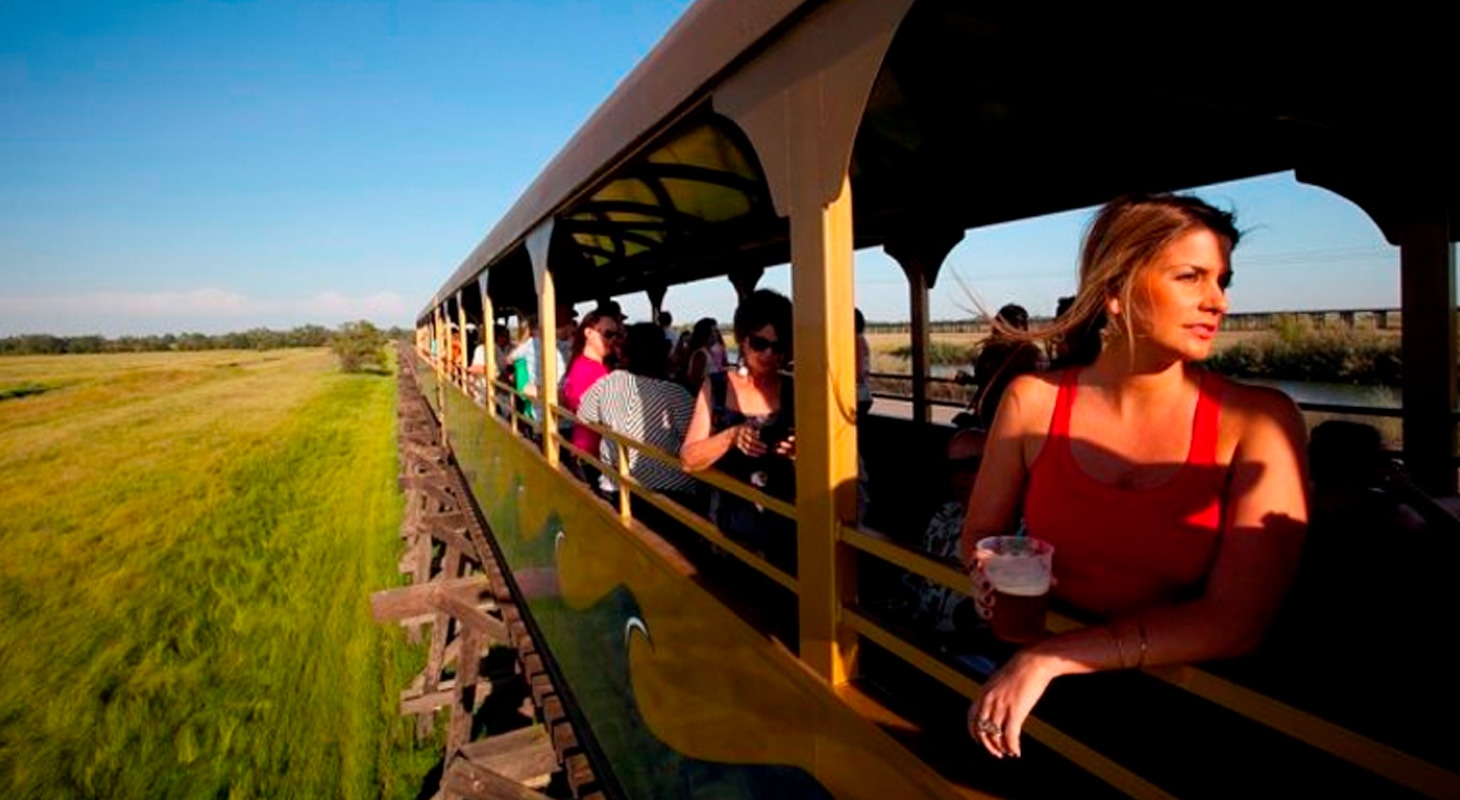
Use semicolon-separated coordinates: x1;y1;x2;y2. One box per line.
415;2;1457;797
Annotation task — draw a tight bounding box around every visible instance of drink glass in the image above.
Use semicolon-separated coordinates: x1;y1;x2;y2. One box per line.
974;536;1054;643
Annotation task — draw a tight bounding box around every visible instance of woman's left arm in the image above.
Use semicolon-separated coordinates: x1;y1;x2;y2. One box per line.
971;387;1309;758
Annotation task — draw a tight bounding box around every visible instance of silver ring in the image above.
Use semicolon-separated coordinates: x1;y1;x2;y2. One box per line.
976;718;1002;737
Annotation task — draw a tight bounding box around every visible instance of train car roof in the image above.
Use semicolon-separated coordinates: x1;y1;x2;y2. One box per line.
425;0;812;314
424;0;1456;319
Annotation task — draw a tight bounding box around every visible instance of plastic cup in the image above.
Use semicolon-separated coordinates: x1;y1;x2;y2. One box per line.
975;536;1054;643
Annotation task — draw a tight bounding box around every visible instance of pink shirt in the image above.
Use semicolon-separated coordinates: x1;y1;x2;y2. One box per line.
563;356;609;455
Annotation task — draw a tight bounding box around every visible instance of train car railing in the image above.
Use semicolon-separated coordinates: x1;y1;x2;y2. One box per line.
836;520;1460;799
441;352;1172;796
868;371;968;409
427;350;1460;798
475;365;799;593
836;525;1176;800
431;351;969;799
551;405;799;593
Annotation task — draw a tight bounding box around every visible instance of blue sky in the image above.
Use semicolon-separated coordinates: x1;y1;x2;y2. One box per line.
0;1;1410;336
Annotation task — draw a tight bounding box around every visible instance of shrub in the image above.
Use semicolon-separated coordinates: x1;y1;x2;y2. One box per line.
329;321;388;373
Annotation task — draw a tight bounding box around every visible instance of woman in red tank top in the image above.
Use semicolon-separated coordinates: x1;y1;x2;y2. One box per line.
961;195;1309;759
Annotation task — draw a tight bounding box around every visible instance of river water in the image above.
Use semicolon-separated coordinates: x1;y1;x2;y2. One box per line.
1242;379;1399;409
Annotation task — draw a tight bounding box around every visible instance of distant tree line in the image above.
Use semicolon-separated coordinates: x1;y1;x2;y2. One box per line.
0;324;412;356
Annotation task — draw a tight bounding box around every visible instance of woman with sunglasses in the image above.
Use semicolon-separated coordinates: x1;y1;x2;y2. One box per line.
563;310;624;465
681;289;798;571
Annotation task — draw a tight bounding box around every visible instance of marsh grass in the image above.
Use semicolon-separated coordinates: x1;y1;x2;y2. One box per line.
0;349;436;799
887;341;977;366
1202;323;1402;385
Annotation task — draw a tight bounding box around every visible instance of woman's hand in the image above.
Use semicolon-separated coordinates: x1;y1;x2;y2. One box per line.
967;650;1057;759
734;422;768;457
773;433;795;459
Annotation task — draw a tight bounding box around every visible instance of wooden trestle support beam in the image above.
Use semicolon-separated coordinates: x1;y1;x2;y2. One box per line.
375;345;603;800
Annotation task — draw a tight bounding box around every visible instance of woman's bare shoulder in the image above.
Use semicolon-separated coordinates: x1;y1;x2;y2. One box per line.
1000;370;1063;429
1208;372;1306;443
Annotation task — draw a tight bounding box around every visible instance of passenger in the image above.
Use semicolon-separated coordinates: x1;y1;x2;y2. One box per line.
1049;295;1101;370
961;194;1308;758
667;329;693;383
901;428;985;637
468;323;514;416
493;324;511;372
557;305;578;367
448;322;464;375
681;290;797;571
708;321;728;373
680;317;723;393
577;323;699;510
562;310;624;467
658;310;677;351
506;308;572;424
961;303;1041;430
1308;421;1423;536
594;299;627;324
855;308;873;419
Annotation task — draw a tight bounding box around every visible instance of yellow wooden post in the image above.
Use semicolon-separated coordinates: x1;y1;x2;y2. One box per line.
538;270;561;468
433;305;448;445
791;173;860;685
479;275;496;415
906;266;931;424
456;291;469;390
1399;210;1456;494
714;0;913;686
617;442;632;524
886;225;963;425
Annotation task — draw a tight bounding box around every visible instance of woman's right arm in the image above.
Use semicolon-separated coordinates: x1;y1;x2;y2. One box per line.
959;374;1041;568
681;378;740;471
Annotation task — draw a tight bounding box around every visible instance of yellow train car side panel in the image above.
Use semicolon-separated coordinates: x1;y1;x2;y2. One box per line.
440;387;969;799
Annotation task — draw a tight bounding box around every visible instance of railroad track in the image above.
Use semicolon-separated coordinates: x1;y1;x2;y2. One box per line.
373;345;604;800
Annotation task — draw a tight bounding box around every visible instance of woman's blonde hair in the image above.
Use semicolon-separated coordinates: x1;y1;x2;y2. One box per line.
1032;193;1239;365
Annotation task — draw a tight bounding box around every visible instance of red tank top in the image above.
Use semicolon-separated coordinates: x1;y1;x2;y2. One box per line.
1024;369;1225;618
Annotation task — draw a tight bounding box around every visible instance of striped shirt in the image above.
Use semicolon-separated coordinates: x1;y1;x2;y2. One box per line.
577;371;697;495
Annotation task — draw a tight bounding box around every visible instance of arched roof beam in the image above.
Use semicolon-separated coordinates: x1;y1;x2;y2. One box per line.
567;200;704;225
560;226;668;252
621;162;764;195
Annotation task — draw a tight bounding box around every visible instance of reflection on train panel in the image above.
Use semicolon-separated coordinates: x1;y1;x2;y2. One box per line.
440;386;962;799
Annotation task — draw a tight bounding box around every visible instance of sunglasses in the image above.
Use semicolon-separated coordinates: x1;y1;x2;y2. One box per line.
596;326;625;340
745;334;788;355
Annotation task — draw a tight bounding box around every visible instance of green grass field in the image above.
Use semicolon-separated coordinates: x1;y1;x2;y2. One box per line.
0;349;437;799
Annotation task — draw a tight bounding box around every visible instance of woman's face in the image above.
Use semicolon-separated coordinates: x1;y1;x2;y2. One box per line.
1124;227;1232;363
739;323;786;376
586;319;624;357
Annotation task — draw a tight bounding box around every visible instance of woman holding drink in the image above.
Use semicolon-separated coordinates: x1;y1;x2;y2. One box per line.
681;289;798;569
961;194;1309;758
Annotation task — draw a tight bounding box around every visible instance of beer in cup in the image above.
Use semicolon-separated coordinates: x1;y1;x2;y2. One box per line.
975;536;1054;643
